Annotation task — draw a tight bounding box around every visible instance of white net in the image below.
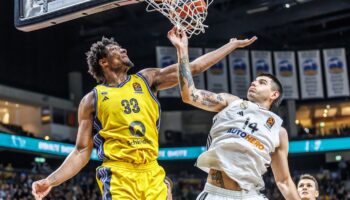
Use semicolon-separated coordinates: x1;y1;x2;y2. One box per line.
144;0;213;37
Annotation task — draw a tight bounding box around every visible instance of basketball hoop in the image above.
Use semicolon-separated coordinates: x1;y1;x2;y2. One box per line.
144;0;213;38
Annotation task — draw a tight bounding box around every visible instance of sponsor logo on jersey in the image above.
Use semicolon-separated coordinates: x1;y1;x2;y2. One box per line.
127;121;152;146
102;96;109;102
133;82;143;93
129;121;146;137
127;138;152;146
264;117;275;130
227;128;265;150
101;91;108;95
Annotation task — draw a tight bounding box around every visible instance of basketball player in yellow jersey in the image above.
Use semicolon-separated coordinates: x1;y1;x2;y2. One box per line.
32;27;257;200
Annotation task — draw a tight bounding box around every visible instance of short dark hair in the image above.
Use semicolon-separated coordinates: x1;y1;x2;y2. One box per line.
86;37;119;83
298;174;319;191
257;73;283;108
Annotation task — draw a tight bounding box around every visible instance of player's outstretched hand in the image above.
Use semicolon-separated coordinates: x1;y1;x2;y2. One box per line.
230;36;258;48
167;27;188;49
32;179;52;200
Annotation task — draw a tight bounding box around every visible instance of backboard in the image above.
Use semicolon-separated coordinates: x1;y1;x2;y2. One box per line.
15;0;141;32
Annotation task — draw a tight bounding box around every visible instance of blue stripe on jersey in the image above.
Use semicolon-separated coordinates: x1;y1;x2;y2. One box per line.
93;117;108;161
93;88;98;118
97;167;112;200
100;75;131;88
135;73;161;107
136;73;162;131
117;75;131;88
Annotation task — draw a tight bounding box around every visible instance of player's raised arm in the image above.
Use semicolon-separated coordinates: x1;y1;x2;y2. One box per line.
168;29;239;112
271;127;301;200
139;27;257;91
32;92;95;200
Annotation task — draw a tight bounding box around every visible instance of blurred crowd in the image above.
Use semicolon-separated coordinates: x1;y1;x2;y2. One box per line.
2;122;350;147
0;163;100;200
1;161;350;200
295;124;350;140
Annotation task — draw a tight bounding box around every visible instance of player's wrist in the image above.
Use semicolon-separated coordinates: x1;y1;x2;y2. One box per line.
46;176;58;187
229;40;241;48
177;46;188;54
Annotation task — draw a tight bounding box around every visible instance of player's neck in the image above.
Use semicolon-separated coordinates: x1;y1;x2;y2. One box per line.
253;101;270;110
104;71;128;86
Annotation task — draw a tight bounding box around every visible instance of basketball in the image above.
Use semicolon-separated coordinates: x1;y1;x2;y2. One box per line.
176;0;207;18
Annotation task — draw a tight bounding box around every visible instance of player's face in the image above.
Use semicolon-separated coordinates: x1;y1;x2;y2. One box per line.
297;179;319;200
105;44;134;69
247;76;278;104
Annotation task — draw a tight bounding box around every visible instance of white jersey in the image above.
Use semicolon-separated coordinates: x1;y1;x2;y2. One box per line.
196;99;283;191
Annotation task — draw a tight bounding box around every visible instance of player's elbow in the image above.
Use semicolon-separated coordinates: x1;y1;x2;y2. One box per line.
181;95;191;104
276;177;294;193
75;146;92;164
189;63;200;75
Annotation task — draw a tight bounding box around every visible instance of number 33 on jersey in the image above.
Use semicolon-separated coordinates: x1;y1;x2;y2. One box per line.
92;73;161;164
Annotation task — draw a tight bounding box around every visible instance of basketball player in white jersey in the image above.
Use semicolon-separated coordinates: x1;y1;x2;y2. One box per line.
170;31;301;199
297;174;319;200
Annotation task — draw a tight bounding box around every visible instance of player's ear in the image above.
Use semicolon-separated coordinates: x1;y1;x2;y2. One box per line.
270;90;279;101
99;58;108;68
315;190;319;198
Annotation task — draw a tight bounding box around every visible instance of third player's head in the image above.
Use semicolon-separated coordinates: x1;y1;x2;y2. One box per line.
297;174;319;200
247;73;283;110
86;37;134;83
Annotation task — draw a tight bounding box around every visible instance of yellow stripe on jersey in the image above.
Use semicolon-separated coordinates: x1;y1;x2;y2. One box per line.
93;73;161;164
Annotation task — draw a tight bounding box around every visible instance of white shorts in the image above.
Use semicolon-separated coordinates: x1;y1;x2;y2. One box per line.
196;183;268;200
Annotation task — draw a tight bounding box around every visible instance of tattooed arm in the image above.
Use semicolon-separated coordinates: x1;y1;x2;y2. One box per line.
139;27;257;92
171;31;239;112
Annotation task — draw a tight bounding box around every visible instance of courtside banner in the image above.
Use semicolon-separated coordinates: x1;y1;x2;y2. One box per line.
228;50;251;98
189;47;205;90
297;50;324;99
251;50;273;78
205;48;229;93
273;51;299;99
322;48;350;97
3;133;350;158
156;46;180;97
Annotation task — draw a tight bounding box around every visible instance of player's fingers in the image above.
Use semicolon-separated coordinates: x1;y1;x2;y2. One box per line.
244;37;257;46
250;36;258;43
32;182;38;193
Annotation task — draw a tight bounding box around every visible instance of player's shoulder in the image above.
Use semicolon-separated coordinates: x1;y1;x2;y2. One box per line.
278;127;288;141
138;68;160;78
79;91;95;113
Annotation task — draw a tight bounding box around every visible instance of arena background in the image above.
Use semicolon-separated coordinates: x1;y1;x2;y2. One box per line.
1;0;350;199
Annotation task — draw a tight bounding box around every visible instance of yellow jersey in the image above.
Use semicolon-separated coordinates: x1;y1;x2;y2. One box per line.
93;73;161;164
